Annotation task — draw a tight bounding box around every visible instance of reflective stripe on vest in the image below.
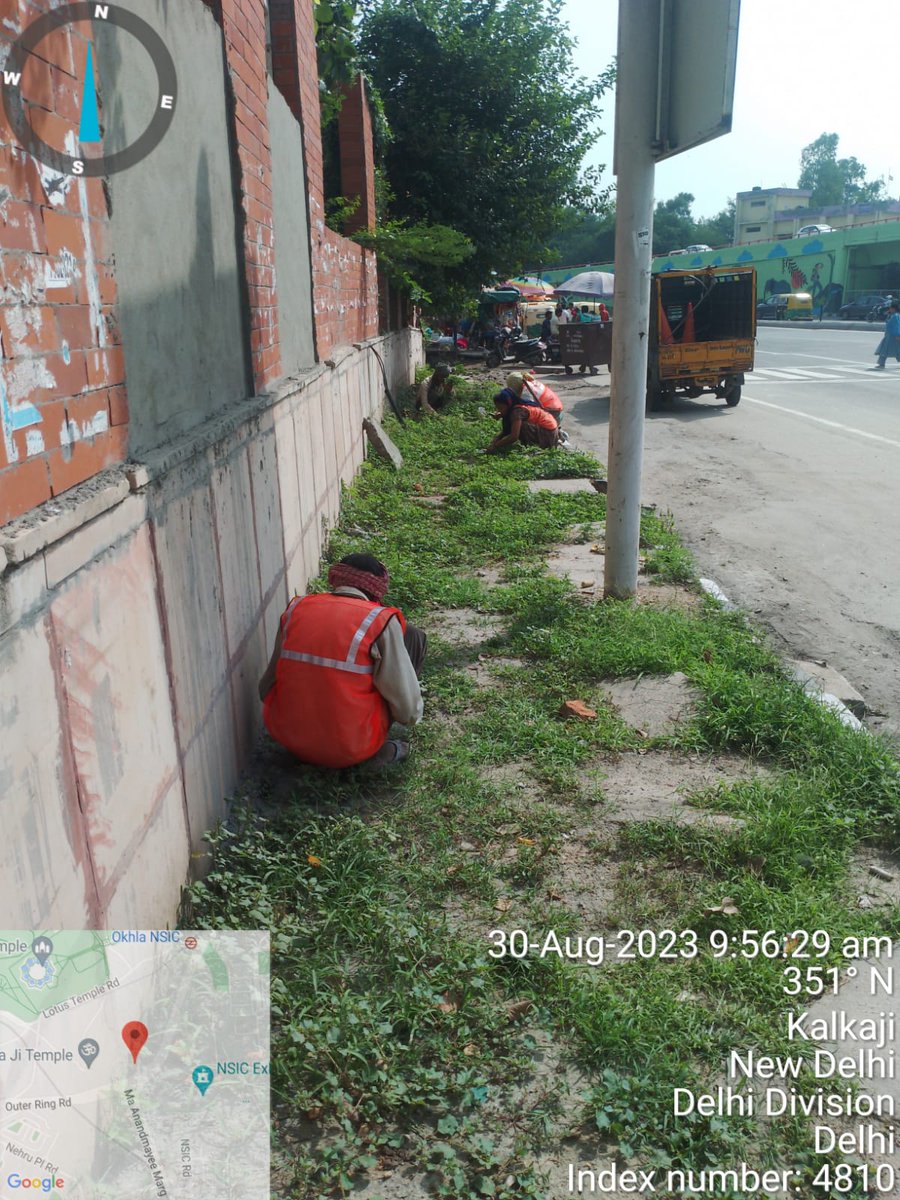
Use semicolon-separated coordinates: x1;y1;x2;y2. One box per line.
278;604;385;674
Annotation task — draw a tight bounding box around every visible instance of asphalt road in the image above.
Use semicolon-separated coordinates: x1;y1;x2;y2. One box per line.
557;325;900;737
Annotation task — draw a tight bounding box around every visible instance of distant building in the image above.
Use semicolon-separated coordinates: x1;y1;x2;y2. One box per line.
735;187;811;243
736;185;900;244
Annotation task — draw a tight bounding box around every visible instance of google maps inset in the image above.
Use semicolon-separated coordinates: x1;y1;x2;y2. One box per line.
0;931;270;1198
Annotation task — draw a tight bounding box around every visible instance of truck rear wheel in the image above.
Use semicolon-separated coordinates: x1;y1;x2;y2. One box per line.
725;383;741;407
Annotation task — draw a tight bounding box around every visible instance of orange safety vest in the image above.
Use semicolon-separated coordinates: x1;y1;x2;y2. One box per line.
513;402;558;432
263;593;405;768
524;380;563;414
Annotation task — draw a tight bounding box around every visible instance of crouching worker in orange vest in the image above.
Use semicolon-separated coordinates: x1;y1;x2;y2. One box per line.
258;554;425;768
484;379;561;454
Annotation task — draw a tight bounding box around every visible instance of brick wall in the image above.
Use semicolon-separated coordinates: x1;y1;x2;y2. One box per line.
0;5;127;526
269;0;378;359
1;0;382;527
210;0;281;390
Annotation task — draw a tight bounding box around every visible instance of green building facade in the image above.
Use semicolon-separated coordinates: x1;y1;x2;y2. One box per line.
536;221;900;315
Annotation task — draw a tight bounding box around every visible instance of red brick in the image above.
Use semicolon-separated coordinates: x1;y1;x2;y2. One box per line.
107;385;128;426
42;208;85;259
29;107;77;157
52;64;82;124
20;52;54;111
85;345;125;388
55;304;95;352
83;178;109;220
48;424;128;496
97;265;117;305
0;145;41;202
1;200;45;252
0;304;56;355
0;457;51;524
64;388;111;434
43;349;89;400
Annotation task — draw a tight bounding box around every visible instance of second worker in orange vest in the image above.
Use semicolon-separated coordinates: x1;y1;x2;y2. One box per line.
258;554;425;768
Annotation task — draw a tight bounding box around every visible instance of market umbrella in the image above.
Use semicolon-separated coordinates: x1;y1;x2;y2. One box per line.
553;270;615;298
502;277;555;298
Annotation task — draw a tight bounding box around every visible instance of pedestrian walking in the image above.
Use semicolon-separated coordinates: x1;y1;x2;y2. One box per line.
875;302;900;368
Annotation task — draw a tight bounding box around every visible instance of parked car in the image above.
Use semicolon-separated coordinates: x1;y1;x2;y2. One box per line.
684;244;712;253
837;294;893;321
797;224;834;236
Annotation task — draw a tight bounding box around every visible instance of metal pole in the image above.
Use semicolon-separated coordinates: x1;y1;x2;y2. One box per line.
604;0;658;599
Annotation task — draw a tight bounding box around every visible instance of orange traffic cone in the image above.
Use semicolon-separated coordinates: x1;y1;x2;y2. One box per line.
659;307;674;345
682;301;696;343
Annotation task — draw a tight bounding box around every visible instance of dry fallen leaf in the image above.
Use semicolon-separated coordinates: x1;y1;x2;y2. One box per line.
783;936;800;957
495;897;513;913
437;990;461;1013
463;1043;478;1057
547;888;563;901
506;999;534;1020
307;854;323;868
516;836;536;846
702;648;713;663
705;897;740;917
446;864;461;877
306;1106;323;1121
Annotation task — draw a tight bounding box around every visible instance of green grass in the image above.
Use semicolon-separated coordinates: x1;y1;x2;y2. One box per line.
185;372;900;1199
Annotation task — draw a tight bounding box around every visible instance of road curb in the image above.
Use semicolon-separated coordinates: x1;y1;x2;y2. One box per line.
699;578;865;731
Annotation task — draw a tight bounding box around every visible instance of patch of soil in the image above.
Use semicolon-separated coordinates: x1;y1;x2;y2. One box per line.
545;833;620;923
474;564;504;586
429;606;506;648
636;581;703;611
850;845;900;910
528;1148;646;1200
581;750;761;829
465;654;527;687
600;673;698;738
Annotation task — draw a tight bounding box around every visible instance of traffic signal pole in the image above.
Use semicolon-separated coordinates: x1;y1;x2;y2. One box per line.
604;0;657;600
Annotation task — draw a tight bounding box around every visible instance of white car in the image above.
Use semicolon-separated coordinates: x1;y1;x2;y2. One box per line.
684;244;712;253
797;224;834;236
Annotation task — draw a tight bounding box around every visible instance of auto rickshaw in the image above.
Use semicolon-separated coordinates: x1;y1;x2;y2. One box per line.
646;265;756;411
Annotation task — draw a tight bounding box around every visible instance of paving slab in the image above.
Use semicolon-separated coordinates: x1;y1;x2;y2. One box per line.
363;417;403;469
526;477;599;494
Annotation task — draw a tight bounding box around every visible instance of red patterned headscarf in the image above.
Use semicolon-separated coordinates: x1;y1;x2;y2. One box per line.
328;562;390;601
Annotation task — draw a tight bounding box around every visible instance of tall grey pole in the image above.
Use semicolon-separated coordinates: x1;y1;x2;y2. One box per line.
604;0;658;599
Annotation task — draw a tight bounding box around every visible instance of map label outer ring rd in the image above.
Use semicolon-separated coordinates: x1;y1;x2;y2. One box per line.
2;2;177;178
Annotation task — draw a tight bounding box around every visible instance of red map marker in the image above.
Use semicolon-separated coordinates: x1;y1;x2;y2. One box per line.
122;1021;149;1064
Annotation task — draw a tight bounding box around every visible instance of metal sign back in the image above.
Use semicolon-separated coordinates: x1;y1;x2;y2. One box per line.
653;0;740;161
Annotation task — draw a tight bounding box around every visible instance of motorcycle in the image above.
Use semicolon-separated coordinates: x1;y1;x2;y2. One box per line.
485;325;545;369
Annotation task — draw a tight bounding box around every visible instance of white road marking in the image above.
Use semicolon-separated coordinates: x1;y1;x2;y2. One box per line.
743;394;900;450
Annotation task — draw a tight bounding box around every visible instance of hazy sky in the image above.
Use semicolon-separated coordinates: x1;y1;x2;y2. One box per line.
559;0;898;220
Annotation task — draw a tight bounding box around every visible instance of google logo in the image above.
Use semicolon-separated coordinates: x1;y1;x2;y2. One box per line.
7;1175;65;1192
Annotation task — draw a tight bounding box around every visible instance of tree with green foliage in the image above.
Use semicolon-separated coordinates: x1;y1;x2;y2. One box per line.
651;193;697;254
798;133;885;207
357;0;614;305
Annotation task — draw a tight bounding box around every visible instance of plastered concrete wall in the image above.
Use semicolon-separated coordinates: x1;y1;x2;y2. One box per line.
269;81;316;375
95;0;250;456
0;331;421;928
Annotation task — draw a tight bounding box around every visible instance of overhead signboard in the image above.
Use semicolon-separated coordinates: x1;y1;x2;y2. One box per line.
614;0;740;169
653;0;740;160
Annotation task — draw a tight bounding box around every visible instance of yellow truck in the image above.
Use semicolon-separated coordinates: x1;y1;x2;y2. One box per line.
647;265;756;411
